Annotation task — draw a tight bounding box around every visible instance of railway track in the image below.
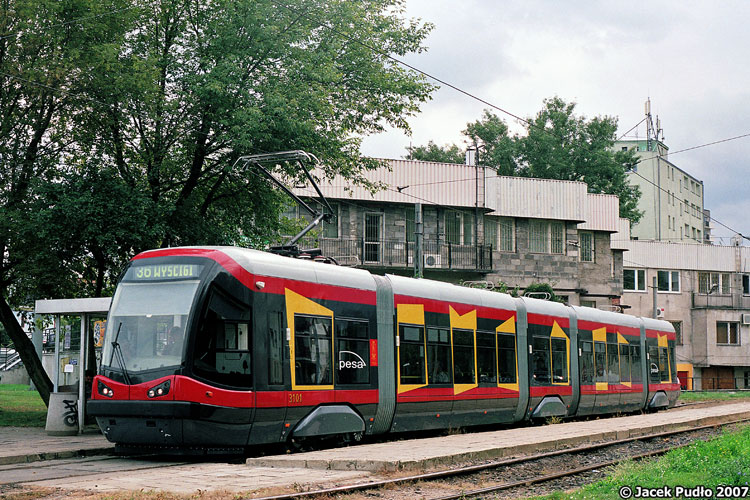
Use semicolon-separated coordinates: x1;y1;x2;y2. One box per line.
248;417;750;500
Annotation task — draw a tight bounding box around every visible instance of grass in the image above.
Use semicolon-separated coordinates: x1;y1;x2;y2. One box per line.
535;424;750;500
679;390;750;402
0;384;47;427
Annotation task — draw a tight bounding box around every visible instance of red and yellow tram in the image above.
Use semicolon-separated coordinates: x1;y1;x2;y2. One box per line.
88;247;679;451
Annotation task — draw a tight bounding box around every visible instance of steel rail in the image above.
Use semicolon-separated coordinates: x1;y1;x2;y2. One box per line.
245;416;750;500
431;442;693;500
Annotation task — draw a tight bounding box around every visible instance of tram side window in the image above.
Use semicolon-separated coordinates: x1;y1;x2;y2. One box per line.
294;315;333;386
497;333;517;384
477;331;497;384
594;342;607;384
619;344;631;383
607;343;620;385
551;337;568;384
400;325;425;385
427;328;452;384
532;336;551;384
453;328;476;384
193;295;252;389
648;346;661;383
630;345;642;384
659;346;669;382
268;311;284;386
335;319;369;385
580;341;594;384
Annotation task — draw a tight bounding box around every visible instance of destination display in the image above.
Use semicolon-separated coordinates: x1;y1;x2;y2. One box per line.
126;264;203;281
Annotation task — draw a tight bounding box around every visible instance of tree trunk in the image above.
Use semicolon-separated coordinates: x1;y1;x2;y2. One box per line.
0;295;52;406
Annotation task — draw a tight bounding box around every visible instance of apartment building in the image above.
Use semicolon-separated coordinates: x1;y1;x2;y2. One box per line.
285;158;624;308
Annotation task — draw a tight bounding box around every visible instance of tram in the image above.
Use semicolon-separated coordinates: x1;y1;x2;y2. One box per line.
88;246;679;451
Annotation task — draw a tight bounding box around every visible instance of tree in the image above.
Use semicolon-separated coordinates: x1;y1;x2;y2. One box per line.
0;0;132;405
516;97;642;223
408;98;642;223
1;0;435;404
407;141;465;164
74;0;435;248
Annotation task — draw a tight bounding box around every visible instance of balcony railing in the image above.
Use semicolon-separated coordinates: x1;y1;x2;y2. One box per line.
284;237;493;271
691;292;750;309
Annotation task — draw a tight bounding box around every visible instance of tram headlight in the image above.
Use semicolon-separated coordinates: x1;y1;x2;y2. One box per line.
147;380;171;399
98;381;114;398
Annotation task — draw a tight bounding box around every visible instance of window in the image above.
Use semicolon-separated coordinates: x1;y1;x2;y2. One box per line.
551;337;568;384
321;203;339;238
530;220;564;254
268;312;284;385
453;328;475;384
670;321;683;346
529;220;548;253
294;315;333;386
657;270;680;292
684;200;689;214
445;211;474;245
607;343;620;384
427;328;452;384
630;345;642;384
477;331;497;384
193;291;252;388
698;272;730;295
619;344;631;383
531;336;551;384
484;217;497;248
581;341;594;384
463;213;474;245
743;275;750;295
580;300;596;308
336;319;370;385
406;208;415;243
624;269;646;291
716;321;740;345
579;232;594;262
649;345;661;383
594;342;607;383
551;222;564;254
499;218;515;251
497;333;517;383
400;325;425;384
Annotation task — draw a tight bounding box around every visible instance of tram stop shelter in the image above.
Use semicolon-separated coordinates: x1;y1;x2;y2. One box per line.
35;297;111;435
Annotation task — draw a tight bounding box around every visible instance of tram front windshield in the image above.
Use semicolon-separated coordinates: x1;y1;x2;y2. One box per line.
102;279;200;373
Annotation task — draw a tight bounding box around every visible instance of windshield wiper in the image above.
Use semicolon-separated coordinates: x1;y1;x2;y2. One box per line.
110;322;132;385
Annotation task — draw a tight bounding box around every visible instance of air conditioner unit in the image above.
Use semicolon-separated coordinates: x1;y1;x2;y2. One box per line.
655;307;665;319
742;314;750;325
424;253;442;268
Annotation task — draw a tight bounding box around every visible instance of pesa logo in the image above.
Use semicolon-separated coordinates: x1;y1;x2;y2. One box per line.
339;351;367;370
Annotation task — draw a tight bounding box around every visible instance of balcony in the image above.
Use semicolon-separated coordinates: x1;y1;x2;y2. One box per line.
691;292;750;310
287;237;493;271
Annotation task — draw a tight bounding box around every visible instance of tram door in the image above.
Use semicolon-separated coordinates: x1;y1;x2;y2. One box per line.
592;328;610;411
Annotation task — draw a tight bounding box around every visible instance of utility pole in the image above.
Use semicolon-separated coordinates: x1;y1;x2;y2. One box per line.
652;276;658;318
415;203;423;278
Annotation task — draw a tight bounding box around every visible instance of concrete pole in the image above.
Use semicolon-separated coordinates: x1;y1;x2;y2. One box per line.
415;203;423;278
652;276;658;318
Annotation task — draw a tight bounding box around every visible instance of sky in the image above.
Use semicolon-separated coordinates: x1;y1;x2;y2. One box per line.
359;1;750;244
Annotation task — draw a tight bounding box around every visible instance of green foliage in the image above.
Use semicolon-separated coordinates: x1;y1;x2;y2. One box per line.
0;385;47;427
523;282;565;303
408;98;643;223
0;0;435;305
679;391;750;402
407;141;465;163
536;425;750;499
